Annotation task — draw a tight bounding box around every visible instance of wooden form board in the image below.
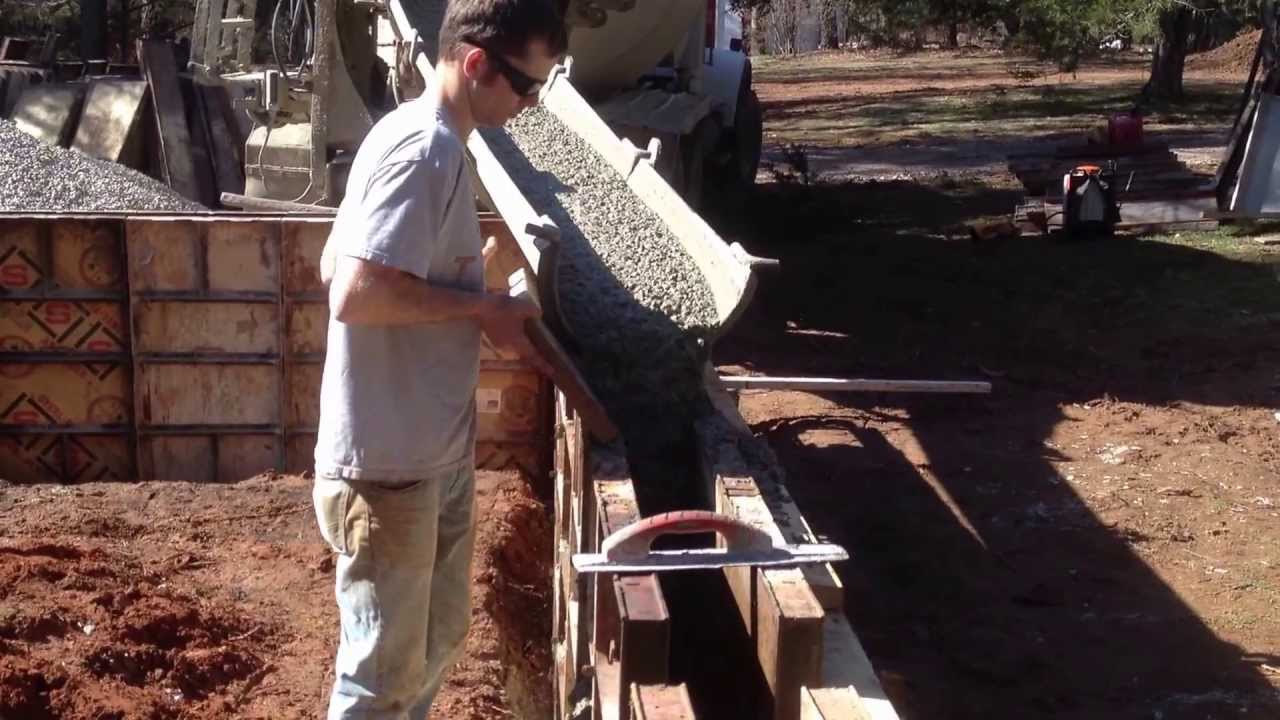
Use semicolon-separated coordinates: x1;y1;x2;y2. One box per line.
698;374;896;720
138;41;202;203
199;85;246;197
630;684;695;719
551;388;676;720
0;213;553;483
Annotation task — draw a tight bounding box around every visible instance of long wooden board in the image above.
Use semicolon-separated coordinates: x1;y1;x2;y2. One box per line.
138;40;201;203
592;446;670;720
698;372;900;720
630;684;695;719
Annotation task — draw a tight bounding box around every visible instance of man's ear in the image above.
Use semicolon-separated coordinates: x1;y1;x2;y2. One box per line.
460;46;487;81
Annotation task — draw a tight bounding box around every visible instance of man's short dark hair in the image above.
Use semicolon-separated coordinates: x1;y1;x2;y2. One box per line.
439;0;569;60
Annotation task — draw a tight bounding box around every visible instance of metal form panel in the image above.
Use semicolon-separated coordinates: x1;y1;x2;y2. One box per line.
0;213;552;483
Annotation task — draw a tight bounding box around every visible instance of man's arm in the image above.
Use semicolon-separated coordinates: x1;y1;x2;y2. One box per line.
329;254;511;325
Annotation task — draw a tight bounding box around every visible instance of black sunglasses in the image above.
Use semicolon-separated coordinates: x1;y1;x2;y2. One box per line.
463;38;545;98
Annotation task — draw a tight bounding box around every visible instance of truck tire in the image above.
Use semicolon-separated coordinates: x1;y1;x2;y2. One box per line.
733;87;763;186
682;117;720;211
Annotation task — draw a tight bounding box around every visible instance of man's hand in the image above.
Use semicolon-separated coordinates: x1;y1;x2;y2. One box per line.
481;297;554;377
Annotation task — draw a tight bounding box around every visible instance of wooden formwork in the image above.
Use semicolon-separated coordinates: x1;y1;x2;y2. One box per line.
551;375;900;720
552;388;686;720
0;212;551;483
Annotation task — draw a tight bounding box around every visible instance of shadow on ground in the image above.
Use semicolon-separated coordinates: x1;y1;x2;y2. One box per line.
706;176;1280;719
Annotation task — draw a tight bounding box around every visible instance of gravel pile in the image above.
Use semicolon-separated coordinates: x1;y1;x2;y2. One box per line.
483;107;719;446
0;119;205;212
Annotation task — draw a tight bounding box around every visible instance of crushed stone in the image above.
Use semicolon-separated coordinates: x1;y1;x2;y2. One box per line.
0;119;205;213
483;106;719;448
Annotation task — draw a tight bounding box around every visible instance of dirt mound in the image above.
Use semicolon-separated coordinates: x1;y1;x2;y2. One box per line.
0;539;273;719
1189;29;1261;76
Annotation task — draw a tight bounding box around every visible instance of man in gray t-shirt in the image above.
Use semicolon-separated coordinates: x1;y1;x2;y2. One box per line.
311;0;565;716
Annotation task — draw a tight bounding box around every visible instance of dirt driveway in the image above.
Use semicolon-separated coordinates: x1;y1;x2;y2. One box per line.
709;46;1280;719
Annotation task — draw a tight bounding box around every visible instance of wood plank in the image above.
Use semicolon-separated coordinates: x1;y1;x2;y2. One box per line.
190;0;212;66
703;437;824;720
718;376;991;394
801;687;871;720
220;192;335;214
630;684;696;719
138;40;201;202
508;267;618;441
235;0;256;70
820;614;900;720
200;85;245;198
697;371;896;719
11;84;85;146
698;375;846;612
182;75;218;206
592;446;670;720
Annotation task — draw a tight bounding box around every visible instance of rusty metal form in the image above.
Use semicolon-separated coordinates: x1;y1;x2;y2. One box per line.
0;212;551;483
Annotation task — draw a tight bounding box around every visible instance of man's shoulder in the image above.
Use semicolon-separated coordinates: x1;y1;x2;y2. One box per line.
371;100;465;167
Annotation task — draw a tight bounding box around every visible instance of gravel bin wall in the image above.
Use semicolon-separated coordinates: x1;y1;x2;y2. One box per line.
0;119;205;213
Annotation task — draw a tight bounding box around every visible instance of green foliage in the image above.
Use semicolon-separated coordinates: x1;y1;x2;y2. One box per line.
0;0;193;61
0;0;81;48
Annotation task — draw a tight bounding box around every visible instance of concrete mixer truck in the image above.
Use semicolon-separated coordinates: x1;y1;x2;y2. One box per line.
187;0;762;209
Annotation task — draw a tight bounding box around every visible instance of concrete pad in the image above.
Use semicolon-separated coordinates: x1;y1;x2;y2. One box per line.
71;79;148;161
11;84;85;146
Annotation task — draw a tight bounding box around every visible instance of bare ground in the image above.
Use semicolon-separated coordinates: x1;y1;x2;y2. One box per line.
0;471;552;719
754;48;1248;181
710;46;1280;719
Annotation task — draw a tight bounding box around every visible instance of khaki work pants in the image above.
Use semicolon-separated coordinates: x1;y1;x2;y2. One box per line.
312;463;476;720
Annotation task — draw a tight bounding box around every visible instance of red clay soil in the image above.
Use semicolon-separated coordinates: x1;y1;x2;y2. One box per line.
709;180;1280;719
0;471;552;719
1188;29;1263;77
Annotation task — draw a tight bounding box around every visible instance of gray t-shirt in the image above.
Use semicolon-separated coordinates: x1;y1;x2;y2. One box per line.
314;96;484;480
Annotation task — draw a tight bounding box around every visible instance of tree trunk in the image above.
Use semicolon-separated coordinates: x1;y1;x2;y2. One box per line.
81;0;108;61
947;20;959;48
749;7;767;55
117;0;131;63
1146;6;1193;100
1001;11;1020;38
823;0;841;49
